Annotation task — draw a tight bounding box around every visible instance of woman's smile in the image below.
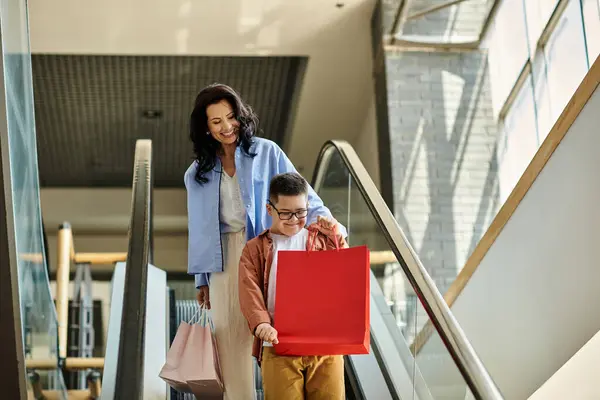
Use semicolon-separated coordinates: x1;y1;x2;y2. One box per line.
220;128;237;138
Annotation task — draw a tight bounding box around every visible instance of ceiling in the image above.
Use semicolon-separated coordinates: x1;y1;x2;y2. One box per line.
27;0;378;187
32;54;306;187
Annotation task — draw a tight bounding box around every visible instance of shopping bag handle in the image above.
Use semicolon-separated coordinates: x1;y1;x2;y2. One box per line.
188;306;203;324
188;305;214;329
307;228;340;252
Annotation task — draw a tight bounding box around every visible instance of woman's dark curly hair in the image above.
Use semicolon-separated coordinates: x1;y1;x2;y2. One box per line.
190;83;258;184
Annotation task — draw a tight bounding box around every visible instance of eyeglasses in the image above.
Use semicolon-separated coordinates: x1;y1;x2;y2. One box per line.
268;200;308;221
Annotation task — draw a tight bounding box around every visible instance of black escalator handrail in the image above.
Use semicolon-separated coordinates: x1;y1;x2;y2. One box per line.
114;139;152;399
311;140;503;400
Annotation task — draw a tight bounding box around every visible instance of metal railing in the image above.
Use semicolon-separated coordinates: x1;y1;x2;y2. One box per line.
311;140;503;400
108;139;153;399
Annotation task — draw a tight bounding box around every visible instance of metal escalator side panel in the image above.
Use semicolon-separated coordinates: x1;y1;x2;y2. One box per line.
343;269;434;400
101;262;168;400
368;270;433;400
101;263;125;398
144;263;168;398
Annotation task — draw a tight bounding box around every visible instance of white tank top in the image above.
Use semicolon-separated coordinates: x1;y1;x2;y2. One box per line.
219;172;246;233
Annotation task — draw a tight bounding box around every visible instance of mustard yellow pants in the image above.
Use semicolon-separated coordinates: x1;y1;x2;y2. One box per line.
261;347;345;400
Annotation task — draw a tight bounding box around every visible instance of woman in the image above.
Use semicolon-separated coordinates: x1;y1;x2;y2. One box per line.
185;83;345;400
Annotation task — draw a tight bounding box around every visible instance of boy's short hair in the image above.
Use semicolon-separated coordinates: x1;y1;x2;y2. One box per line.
269;172;309;203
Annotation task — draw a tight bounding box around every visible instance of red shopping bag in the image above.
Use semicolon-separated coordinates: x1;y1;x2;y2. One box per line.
273;232;370;356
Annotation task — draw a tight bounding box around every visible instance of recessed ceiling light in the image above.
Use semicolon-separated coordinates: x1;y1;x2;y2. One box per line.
141;109;163;119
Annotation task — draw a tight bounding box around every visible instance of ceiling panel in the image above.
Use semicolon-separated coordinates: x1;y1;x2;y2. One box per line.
32;54;307;187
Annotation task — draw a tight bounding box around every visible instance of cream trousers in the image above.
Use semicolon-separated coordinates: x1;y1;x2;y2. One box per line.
210;230;256;400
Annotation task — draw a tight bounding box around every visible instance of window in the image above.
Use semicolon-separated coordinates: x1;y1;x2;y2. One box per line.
531;50;553;144
497;78;539;203
544;0;589;123
582;0;600;62
487;0;530;117
525;0;561;50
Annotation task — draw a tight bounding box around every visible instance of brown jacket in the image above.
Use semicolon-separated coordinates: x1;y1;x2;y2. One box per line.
238;228;348;363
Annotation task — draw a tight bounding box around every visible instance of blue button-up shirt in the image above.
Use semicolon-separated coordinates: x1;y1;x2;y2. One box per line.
185;137;346;288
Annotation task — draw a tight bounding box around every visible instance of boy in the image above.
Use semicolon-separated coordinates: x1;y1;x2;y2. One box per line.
238;172;347;400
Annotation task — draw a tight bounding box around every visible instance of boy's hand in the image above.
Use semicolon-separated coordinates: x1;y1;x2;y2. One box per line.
196;285;210;309
255;323;279;344
309;215;339;237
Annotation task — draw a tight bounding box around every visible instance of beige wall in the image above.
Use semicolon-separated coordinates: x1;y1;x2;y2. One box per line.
42;188;189;272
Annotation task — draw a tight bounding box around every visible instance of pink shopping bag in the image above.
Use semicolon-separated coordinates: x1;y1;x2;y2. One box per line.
159;308;223;397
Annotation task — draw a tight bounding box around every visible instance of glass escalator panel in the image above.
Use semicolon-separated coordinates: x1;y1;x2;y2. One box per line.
1;0;68;396
316;147;422;399
313;142;495;400
413;300;478;398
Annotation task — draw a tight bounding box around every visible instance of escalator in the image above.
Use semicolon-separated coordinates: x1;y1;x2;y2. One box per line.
311;141;501;400
100;139;503;399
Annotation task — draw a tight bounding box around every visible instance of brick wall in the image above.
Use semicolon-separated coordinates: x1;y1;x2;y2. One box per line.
369;1;500;342
375;5;500;394
380;2;499;298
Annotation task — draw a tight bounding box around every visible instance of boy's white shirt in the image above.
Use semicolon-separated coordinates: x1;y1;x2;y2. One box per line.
263;228;309;347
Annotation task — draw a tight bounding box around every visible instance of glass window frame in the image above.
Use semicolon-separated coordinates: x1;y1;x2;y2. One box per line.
494;0;595;205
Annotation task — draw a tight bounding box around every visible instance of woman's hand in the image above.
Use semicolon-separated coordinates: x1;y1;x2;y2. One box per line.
255;323;279;344
309;215;339;237
196;285;211;309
